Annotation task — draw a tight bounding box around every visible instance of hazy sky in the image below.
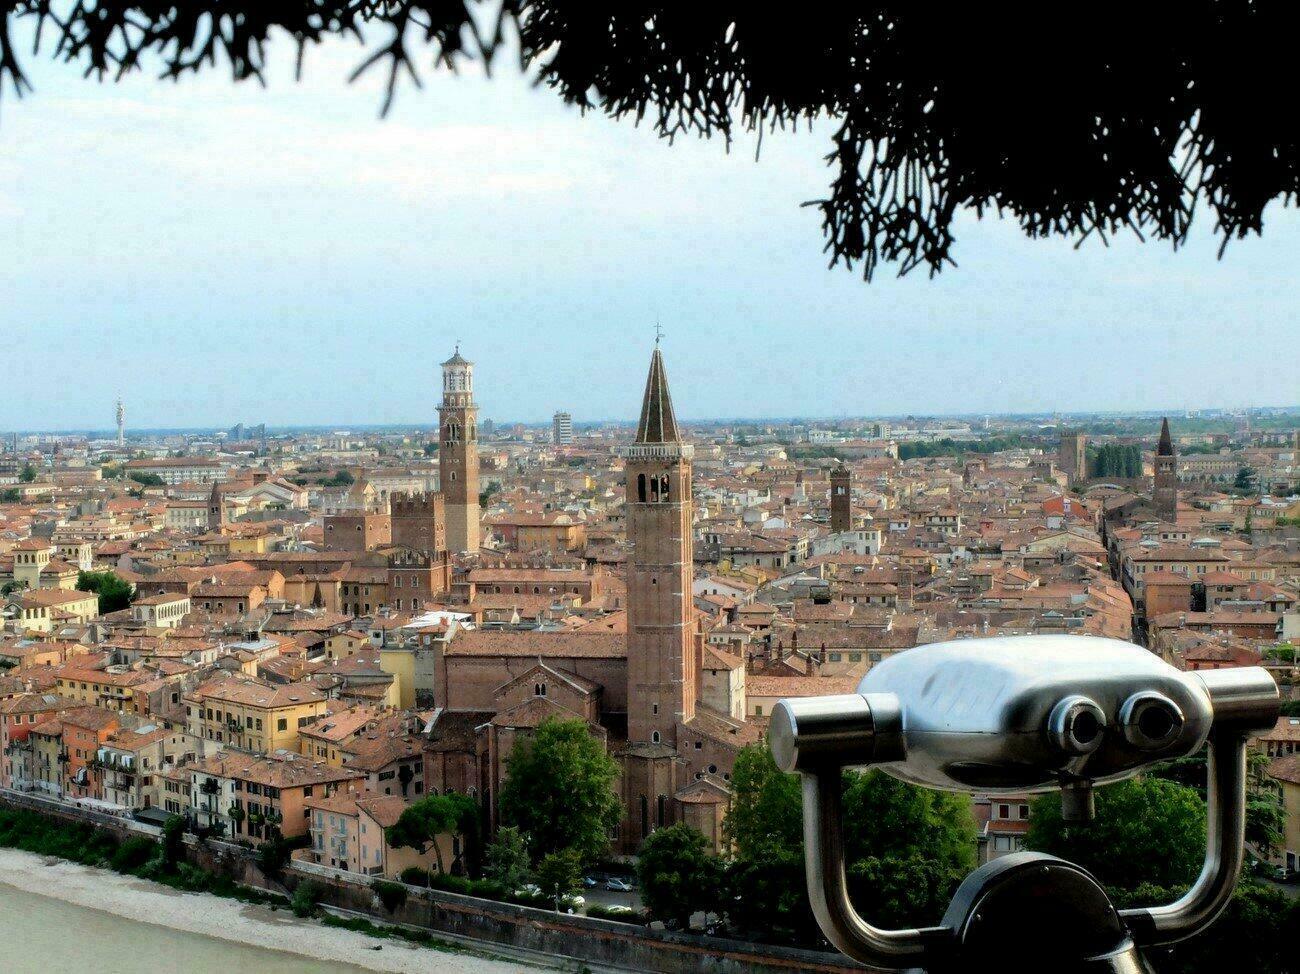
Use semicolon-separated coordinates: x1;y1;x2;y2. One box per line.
4;30;1298;431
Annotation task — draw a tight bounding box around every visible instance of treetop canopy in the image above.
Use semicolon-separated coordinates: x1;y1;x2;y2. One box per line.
3;2;1296;279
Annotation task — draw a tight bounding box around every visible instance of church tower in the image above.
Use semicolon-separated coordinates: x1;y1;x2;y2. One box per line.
1154;417;1178;519
830;464;851;534
622;346;696;748
438;347;480;554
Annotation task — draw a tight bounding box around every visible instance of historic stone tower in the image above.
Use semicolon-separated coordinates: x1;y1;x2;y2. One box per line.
622;346;696;748
1154;417;1178;519
618;346;698;849
391;492;446;555
1058;429;1088;484
830;464;851;534
207;480;227;531
438;347;480;554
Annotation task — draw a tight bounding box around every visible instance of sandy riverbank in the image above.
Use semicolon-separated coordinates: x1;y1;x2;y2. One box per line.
0;847;538;974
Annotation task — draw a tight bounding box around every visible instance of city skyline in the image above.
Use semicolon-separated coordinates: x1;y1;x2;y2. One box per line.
9;399;1300;440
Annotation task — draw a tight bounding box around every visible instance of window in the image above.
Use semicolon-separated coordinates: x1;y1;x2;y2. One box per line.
637;473;646;503
651;731;660;744
277;718;288;732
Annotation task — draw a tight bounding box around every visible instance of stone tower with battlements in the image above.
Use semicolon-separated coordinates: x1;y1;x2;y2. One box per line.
1059;429;1088;485
390;492;446;556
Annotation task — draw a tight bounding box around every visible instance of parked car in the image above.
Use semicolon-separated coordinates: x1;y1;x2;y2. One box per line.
605;877;633;892
583;876;599;888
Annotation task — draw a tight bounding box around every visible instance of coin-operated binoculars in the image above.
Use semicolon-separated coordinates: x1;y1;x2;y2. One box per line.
769;635;1279;973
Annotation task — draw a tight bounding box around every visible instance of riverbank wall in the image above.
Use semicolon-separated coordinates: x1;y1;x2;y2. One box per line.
0;791;859;974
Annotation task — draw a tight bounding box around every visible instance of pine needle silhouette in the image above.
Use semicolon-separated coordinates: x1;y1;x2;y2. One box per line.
2;2;1296;280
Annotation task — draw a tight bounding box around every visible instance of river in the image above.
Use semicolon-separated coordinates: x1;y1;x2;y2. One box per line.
0;881;372;974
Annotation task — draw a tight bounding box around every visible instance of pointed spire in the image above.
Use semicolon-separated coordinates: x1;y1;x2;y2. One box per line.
1157;417;1174;456
635;347;681;444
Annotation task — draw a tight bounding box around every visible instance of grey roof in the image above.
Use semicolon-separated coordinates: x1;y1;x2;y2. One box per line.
442;346;472;367
634;347;681;445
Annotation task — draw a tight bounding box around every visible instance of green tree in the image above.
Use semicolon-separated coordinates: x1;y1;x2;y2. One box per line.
497;717;621;866
839;770;977;927
18;463;36;483
637;823;724;930
76;570;133;613
534;847;583;911
723;743;803;860
1234;467;1256;493
321;468;355;488
128;471;165;487
1151;750;1285;860
1110;882;1299;974
1026;777;1206;890
161;815;186;867
483;825;531;892
722;744;977;940
386;794;474;877
0;488;20;503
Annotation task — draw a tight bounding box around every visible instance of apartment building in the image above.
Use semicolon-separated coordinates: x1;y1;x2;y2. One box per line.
184;675;328;753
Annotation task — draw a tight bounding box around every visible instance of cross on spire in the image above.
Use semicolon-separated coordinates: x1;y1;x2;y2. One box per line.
654;320;664;345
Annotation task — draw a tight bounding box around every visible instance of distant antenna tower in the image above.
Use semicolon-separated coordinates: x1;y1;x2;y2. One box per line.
116;397;125;447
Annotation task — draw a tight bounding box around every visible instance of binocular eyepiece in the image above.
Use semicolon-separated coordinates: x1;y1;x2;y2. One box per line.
770;635;1275;812
769;635;1281;972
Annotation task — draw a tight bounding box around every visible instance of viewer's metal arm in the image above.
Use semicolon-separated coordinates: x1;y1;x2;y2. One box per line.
801;767;950;967
1121;667;1277;947
771;693;948;968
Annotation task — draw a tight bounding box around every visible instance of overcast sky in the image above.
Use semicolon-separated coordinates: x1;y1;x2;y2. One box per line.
4;30;1298;432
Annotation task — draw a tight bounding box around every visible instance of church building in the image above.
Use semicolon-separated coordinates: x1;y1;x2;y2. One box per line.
424;346;756;852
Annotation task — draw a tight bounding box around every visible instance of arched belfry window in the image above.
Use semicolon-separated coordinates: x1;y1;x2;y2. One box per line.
446;421;460;444
637;473;646;503
650;476;660;503
660;474;670;502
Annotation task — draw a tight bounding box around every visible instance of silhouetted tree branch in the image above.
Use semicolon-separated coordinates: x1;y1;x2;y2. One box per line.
3;2;1298;280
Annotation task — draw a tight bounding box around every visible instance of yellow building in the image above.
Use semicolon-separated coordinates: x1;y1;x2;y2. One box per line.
184;675;327;753
1271;756;1300;875
5;589;100;633
325;630;371;660
379;647;416;710
228;531;272;555
11;539;54;590
56;665;152;711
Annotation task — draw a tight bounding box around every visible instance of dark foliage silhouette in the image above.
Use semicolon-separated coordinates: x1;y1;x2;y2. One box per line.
2;3;1297;279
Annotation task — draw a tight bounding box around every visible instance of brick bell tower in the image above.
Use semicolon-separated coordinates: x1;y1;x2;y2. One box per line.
618;343;697;849
1154;416;1178;520
438;346;480;554
622;344;696;749
830;463;851;534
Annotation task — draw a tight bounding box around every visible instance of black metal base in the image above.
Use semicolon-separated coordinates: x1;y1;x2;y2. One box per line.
924;852;1155;973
